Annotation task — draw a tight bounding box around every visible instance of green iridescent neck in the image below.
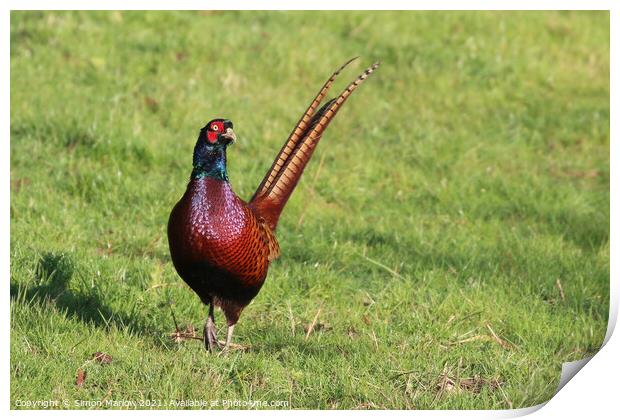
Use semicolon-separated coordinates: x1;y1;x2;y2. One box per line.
191;165;228;181
192;144;229;181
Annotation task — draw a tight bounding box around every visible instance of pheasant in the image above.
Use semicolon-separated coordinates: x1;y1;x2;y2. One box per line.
167;58;379;351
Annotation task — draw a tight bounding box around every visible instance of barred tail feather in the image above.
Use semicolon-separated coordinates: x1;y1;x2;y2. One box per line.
251;57;359;202
250;61;380;230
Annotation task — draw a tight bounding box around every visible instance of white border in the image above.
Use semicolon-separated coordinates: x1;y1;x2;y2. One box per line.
4;1;616;418
1;1;617;10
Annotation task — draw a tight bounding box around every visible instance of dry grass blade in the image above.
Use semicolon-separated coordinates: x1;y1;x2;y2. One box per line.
145;283;181;292
449;334;488;346
92;352;113;364
496;380;513;409
556;278;565;301
486;324;516;350
169;324;203;343
353;402;386;410
370;330;379;350
354;250;407;281
305;306;322;340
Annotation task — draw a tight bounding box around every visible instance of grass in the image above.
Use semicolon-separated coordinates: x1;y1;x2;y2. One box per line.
10;11;609;410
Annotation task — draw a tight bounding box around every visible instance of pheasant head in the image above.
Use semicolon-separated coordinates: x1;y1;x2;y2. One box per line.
192;118;236;181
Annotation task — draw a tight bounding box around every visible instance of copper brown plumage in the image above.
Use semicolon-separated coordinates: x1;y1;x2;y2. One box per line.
167;59;379;351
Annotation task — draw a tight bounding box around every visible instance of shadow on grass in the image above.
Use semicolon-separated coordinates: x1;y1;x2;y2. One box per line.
10;251;170;349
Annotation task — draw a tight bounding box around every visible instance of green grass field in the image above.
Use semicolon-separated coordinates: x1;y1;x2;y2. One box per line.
10;11;609;409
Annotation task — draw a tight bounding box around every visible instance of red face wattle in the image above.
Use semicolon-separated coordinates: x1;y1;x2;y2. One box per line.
207;121;225;143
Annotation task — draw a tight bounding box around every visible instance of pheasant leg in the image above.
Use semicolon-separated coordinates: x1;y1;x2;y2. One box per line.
224;324;235;349
203;303;221;352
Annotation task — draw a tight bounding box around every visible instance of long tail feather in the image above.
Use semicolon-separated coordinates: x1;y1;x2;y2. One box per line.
251;61;380;230
251;57;359;202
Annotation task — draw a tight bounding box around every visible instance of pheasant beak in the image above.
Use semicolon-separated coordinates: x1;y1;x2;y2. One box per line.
221;127;236;144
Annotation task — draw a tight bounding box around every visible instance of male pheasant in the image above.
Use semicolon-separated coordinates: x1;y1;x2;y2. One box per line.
167;58;379;351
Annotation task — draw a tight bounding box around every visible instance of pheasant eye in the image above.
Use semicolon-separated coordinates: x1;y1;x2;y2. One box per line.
211;124;220;131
